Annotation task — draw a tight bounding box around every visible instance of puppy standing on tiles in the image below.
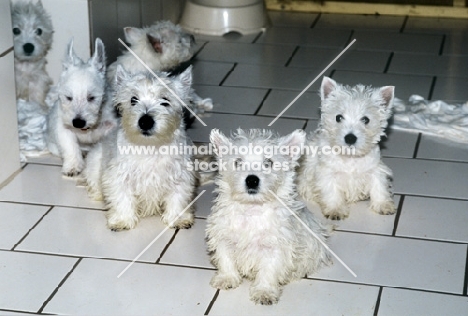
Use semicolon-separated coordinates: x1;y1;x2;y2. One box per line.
297;77;396;220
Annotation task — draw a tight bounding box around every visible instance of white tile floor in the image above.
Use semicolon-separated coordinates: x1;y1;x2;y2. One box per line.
2;11;468;315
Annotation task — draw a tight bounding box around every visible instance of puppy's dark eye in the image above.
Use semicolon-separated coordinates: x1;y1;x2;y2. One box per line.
65;96;72;101
160;97;170;107
87;95;95;102
36;28;42;36
336;114;344;123
361;116;370;125
13;28;21;35
263;158;273;168
130;96;138;106
234;158;243;168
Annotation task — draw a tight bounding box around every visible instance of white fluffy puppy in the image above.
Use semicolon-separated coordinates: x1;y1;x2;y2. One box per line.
85;66;196;231
297;77;396;220
207;129;332;305
47;38;116;176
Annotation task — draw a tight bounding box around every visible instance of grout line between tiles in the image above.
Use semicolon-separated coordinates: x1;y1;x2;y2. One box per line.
284;46;300;67
310;13;321;28
218;63;237;86
411;133;422;158
156;229;180;263
383;52;394;73
37;257;83;313
253;89;272;115
204;289;220;315
392;195;405;236
0;308;53;315
157;262;216;271
25;161;62;167
0;200;104;211
373;286;383;316
427;76;437;100
251;31;264;44
463;245;468;296
11;206;54;251
193;42;209;59
438;34;446;56
399;16;409;33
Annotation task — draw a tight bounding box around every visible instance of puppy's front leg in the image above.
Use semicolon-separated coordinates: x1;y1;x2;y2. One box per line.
210;241;242;290
249;256;283;305
316;174;349;220
162;183;194;229
369;163;396;215
57;125;84;177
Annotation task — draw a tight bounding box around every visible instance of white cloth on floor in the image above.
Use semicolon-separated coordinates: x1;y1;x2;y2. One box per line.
17;99;49;162
391;95;468;143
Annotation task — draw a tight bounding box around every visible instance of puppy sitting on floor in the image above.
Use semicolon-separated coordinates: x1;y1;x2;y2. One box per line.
84;65;196;231
207;129;332;305
297;76;396;220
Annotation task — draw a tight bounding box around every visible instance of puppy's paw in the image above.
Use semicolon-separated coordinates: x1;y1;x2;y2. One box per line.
62;167;82;177
372;200;396;215
166;212;194;230
250;287;280;305
210;273;242;290
107;214;138;231
62;160;84;177
322;208;349;220
87;187;103;201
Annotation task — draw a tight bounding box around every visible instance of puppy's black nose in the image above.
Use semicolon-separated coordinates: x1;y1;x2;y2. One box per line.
344;133;357;145
72;118;86;129
245;175;260;192
23;43;34;55
138;114;154;131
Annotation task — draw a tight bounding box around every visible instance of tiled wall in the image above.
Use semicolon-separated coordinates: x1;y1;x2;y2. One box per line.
89;0;186;64
0;0;20;186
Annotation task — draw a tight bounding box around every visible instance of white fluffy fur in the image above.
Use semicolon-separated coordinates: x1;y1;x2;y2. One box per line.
84;66;196;231
107;20;212;112
12;0;54;159
47;38;117;176
297;76;396;220
207;129;332;305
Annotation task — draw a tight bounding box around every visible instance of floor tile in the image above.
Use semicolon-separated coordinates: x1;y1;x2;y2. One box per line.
315;13;405;32
397;196;468;243
268;11;317;28
223;64;330;91
313;231;466;294
192;60;234;85
194;183;216;219
25;154;62;166
383;157;468;199
0;251;77;312
431;76;468;101
352;31;443;54
256;27;351;48
288;47;390;73
332;70;434;100
257;89;321;119
193;84;268;115
44;258;216;315
442;32;468;56
306;196;399;236
187;113;306;143
417;134;468;162
0;164;104;209
209;279;379;315
159;218;213;269
378;287;468;316
0;203;48;250
381;129;419;158
388;53;468;78
196;42;296;65
304;119;319;133
404;17;468;34
16;207;175;262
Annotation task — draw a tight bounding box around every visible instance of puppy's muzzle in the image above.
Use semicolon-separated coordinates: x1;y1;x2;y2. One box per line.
23;43;35;55
72;117;87;130
138;114;155;135
344;133;357;145
245;174;260;194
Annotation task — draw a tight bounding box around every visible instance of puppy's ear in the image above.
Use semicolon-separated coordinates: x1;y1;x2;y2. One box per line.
90;38;106;74
278;129;306;161
115;65;129;87
63;38;77;70
147;34;162;54
174;65;193;100
123;27;142;44
320;76;338;101
210;129;231;158
378;86;395;120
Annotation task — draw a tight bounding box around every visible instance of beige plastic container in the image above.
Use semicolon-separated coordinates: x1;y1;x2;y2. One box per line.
180;0;267;36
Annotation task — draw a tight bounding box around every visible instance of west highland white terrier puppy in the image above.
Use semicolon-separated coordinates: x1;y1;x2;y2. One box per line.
207;129;332;305
84;65;196;231
297;77;396;220
47;38;117;177
107;20;213;115
11;0;54;159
